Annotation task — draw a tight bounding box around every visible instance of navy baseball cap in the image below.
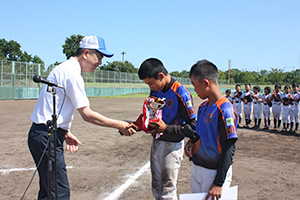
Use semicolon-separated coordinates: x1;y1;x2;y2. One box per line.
80;35;114;57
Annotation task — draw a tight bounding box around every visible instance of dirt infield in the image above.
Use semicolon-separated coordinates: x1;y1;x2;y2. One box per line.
1;97;300;200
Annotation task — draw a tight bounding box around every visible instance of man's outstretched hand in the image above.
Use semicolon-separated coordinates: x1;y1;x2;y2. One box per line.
65;131;81;152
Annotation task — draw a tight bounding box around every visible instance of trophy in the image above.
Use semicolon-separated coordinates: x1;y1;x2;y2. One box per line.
133;96;166;133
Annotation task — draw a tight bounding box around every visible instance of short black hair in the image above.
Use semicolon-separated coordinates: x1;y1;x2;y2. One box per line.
264;86;271;93
292;83;299;88
253;86;260;92
74;48;98;57
235;84;241;88
138;58;168;80
245;83;251;87
189;59;219;84
275;83;281;89
225;89;231;93
284;85;291;90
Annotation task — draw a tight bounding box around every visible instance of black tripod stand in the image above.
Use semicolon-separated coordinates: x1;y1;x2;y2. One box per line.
25;75;66;200
46;86;59;200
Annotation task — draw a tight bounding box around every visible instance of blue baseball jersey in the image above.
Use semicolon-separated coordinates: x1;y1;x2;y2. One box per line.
192;97;238;169
150;78;197;142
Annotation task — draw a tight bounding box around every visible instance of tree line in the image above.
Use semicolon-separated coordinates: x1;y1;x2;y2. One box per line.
1;34;299;85
218;68;300;85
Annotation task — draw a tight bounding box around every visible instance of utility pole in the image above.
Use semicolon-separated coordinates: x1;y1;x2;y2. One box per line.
121;51;126;63
228;59;231;85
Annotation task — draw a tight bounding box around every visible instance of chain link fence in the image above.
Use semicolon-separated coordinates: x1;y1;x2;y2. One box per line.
0;60;196;100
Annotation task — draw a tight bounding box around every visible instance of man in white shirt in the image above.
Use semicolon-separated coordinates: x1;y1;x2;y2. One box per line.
28;35;136;200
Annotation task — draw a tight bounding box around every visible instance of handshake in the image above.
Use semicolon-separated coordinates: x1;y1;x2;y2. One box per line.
119;119;200;145
118;120;140;136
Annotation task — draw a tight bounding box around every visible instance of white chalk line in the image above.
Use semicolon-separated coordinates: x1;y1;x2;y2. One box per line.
0;166;75;175
106;107;141;110
102;161;150;200
2;162;149;199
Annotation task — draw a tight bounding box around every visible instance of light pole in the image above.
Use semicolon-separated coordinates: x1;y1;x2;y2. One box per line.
228;59;231;85
121;51;126;63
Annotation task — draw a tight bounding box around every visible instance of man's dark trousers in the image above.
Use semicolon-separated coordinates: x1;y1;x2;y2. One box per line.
28;123;70;200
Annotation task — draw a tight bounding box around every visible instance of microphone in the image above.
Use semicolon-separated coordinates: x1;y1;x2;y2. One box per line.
33;75;63;88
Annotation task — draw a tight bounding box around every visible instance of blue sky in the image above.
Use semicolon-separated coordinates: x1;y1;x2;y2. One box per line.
1;0;299;72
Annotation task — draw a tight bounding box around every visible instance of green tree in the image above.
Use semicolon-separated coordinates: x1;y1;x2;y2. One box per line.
31;55;46;75
7;40;22;61
236;71;256;84
250;71;259;83
259;69;268;76
268;68;284;84
179;70;189;78
170;71;180;77
257;74;269;84
224;68;240;84
19;51;32;62
100;60;137;73
219;70;227;80
44;62;60;75
0;39;22;61
0;39;6;59
283;71;294;84
32;55;44;64
62;34;84;59
291;69;300;84
53;61;62;66
170;70;189;78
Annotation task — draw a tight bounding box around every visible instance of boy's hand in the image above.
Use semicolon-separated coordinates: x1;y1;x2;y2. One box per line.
148;119;166;134
184;139;194;158
205;184;222;200
118;121;137;136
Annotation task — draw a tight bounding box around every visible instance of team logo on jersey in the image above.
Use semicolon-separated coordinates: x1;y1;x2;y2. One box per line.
186;100;192;108
226;117;234;126
206;113;213;123
188;108;196;116
166;99;173;108
227;126;236;135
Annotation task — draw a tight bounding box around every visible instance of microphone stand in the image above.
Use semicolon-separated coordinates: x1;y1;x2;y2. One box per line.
46;86;58;200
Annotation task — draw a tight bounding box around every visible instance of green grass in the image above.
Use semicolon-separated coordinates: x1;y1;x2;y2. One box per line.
90;93;149;98
90;92;199;99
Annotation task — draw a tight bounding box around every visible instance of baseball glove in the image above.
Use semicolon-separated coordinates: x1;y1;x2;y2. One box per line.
282;97;289;106
267;101;272;107
244;95;253;102
238;92;242;98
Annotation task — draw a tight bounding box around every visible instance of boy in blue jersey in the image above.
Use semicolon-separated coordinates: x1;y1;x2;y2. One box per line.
137;58;197;200
183;60;238;200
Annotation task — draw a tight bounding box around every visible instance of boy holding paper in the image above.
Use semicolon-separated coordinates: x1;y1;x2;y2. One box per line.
182;60;238;200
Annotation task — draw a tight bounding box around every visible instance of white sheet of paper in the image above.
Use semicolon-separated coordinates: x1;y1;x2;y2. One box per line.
179;185;238;200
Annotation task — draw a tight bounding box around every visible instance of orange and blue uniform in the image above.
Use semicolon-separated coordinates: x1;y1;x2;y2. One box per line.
149;77;196;199
191;97;238;191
